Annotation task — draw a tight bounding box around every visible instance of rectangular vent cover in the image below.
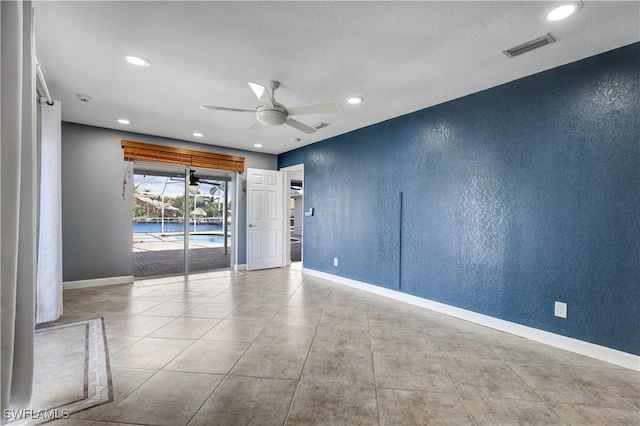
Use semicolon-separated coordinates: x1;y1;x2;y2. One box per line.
503;34;556;58
312;122;330;130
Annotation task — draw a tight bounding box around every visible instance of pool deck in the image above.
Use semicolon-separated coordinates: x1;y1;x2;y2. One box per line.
132;233;301;278
133;233;230;278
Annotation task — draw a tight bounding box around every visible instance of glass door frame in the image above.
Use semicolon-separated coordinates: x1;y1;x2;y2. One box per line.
184;169;233;274
132;163;236;277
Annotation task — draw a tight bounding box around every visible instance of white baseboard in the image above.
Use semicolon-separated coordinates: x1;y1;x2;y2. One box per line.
63;275;134;290
303;268;639;371
234;264;247;271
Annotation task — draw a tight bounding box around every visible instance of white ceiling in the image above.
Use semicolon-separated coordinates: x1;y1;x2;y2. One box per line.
33;1;640;155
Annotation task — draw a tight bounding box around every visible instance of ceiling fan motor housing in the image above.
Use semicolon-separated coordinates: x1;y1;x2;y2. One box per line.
256;104;287;126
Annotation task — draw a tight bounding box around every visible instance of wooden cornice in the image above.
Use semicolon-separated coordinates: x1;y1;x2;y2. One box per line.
121;140;244;173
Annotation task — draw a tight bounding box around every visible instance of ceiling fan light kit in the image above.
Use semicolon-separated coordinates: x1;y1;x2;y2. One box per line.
256;105;287;126
201;80;337;135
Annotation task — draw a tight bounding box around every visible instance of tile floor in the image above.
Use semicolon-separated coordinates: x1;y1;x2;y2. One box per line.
42;266;638;425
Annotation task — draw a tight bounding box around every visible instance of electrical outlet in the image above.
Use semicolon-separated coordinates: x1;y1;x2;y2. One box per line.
554;301;567;319
333;257;338;267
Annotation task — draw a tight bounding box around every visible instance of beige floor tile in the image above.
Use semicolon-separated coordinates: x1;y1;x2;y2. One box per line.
255;322;316;348
377;388;473;425
106;315;175;337
180;302;237;319
190;376;297;426
482;334;572;365
112;299;164;316
163;340;251;374
270;306;323;325
511;363;632;409
231;343;309;380
167;290;221;303
104;335;142;356
137;301;201;317
100;371;223;425
373;351;454;393
443;357;540;401
367;306;420;328
226;304;280;321
550;403;640;425
111;337;194;370
287;379;378;425
72;367;155;421
200;319;266;342
311;324;371;352
260;281;301;296
319;309;369;328
370;327;432;353
46;420;95;426
284;295;327;309
428;333;501;360
47;267;638;426
586;368;640;409
148;317;220;339
324;299;368;312
551;348;629;369
368;315;421;330
464;398;564;425
206;291;253;306
133;289;184;301
418;314;501;335
302;346;375;385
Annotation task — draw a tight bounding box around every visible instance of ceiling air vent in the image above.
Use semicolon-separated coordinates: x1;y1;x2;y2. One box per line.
312;122;330;130
503;34;556;58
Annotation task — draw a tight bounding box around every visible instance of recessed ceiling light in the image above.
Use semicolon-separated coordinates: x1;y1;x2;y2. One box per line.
254;144;263;148
545;2;580;21
193;132;203;138
347;96;364;104
125;55;151;67
116;118;130;125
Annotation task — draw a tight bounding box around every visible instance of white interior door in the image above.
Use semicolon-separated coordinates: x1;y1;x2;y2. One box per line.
247;168;285;270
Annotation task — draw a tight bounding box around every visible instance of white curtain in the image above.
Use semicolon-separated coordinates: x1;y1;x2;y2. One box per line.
36;100;62;324
1;0;37;412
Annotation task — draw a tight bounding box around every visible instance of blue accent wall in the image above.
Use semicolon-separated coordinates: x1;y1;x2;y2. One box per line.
279;43;640;355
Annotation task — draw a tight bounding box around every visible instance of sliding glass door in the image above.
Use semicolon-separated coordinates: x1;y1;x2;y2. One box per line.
187;176;232;274
132;166;233;278
132;171;186;277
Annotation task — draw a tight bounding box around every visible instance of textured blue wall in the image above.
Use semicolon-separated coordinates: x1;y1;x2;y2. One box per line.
279;43;640;355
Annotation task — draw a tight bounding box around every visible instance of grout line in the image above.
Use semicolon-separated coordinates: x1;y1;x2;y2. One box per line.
283;286;325;425
423;330;479;426
366;294;383;426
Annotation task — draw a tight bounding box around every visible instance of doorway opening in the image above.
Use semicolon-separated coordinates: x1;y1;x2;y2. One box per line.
132;164;234;278
281;165;304;266
289;178;303;263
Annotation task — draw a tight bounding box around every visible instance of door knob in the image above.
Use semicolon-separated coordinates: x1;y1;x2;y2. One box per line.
248;224;254;228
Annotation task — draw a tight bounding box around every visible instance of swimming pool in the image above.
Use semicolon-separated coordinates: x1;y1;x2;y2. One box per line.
171;234;227;244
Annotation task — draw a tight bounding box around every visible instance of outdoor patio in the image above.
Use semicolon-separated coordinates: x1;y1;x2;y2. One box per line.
133;233;301;278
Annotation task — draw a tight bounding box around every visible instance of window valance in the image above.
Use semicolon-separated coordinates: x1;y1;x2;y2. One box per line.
121;140;244;173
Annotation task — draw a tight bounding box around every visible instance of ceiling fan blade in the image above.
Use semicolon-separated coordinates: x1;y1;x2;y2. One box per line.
287;103;337;116
286;117;317;134
242;120;262;133
200;105;255;113
248;82;274;107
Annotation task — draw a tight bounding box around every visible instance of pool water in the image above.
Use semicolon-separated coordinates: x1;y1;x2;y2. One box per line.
171;235;226;244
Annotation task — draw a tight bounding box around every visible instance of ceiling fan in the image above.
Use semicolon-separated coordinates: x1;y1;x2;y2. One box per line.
200;80;337;134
